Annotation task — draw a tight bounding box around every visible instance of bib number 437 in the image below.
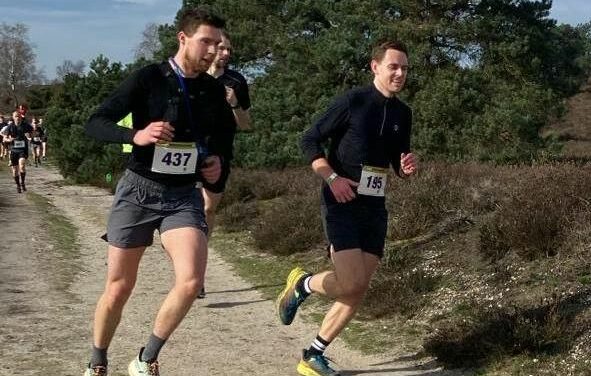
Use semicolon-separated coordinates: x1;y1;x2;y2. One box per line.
161;152;192;167
151;142;198;174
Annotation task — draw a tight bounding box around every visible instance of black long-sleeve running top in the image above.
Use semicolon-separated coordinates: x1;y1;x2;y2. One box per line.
85;61;235;186
301;84;412;205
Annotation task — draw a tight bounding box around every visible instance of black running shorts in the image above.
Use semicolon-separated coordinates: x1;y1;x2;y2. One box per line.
9;150;27;166
321;200;388;258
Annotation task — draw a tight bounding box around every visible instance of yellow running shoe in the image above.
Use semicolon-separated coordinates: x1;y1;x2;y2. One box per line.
297;350;341;376
276;267;311;325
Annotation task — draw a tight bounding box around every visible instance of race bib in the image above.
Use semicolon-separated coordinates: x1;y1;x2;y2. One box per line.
33;137;41;142
13;140;25;148
151;142;198;174
358;166;388;197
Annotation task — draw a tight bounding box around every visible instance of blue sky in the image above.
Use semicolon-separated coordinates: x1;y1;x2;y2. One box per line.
0;0;181;80
0;0;590;80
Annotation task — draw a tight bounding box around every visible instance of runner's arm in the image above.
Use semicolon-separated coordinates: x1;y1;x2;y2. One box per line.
392;105;413;178
300;95;350;164
230;75;252;131
85;69;143;144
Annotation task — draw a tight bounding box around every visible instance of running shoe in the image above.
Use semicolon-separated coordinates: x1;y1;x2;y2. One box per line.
16;184;21;193
128;348;160;376
21;183;26;192
297;350;341;376
83;364;107;376
276;267;311;325
197;286;206;299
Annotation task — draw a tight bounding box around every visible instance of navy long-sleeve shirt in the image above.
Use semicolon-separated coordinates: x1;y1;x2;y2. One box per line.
301;84;412;205
85;62;235;186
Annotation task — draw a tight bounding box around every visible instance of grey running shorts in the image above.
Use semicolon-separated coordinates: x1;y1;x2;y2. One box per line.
321;200;388;258
105;169;208;248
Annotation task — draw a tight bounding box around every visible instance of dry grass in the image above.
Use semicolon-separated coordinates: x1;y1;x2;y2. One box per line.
216;161;591;374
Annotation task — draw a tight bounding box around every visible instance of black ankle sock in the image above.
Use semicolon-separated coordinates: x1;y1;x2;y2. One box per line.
296;275;311;298
307;335;331;357
141;334;167;362
90;345;108;367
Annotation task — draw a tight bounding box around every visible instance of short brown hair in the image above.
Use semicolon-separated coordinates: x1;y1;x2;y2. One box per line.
177;8;226;36
371;40;408;62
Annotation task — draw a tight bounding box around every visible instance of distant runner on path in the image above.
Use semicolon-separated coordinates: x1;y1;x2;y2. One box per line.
3;111;33;193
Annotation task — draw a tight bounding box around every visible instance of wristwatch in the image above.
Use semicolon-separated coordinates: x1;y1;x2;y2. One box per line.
326;172;339;186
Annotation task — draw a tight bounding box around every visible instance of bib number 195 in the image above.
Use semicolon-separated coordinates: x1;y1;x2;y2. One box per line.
357;166;388;197
365;175;383;190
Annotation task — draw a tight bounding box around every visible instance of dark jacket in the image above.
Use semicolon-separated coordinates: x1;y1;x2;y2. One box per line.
85;61;235;186
301;84;412;205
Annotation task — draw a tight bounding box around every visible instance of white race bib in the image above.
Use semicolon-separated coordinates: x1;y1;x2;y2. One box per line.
151;142;198;175
33;137;41;142
357;166;388;197
13;140;25;148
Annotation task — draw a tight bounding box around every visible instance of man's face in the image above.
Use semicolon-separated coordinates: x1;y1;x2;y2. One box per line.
371;49;409;95
12;112;21;125
212;35;232;69
179;24;222;74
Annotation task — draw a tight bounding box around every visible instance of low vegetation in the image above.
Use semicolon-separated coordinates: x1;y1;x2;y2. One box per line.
214;162;591;374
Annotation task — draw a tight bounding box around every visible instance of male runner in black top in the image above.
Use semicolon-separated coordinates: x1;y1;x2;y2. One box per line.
82;8;234;376
196;30;252;298
30;120;44;167
38;117;48;160
204;30;251;227
277;40;418;376
4;111;32;193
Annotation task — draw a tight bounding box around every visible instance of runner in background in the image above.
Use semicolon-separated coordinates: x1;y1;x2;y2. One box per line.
198;31;252;299
4;110;33;193
30;119;45;167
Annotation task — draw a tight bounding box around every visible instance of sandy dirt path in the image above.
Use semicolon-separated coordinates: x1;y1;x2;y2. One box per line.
0;164;466;376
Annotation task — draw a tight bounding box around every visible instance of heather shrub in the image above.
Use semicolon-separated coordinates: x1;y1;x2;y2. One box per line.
424;293;586;368
217;201;258;233
252;193;323;255
387;162;500;240
360;249;442;318
221;167;318;208
479;164;591;261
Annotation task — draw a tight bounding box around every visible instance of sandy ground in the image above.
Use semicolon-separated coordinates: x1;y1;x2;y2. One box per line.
0;164;467;376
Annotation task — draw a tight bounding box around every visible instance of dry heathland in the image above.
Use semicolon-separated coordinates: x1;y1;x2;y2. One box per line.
215;86;591;375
